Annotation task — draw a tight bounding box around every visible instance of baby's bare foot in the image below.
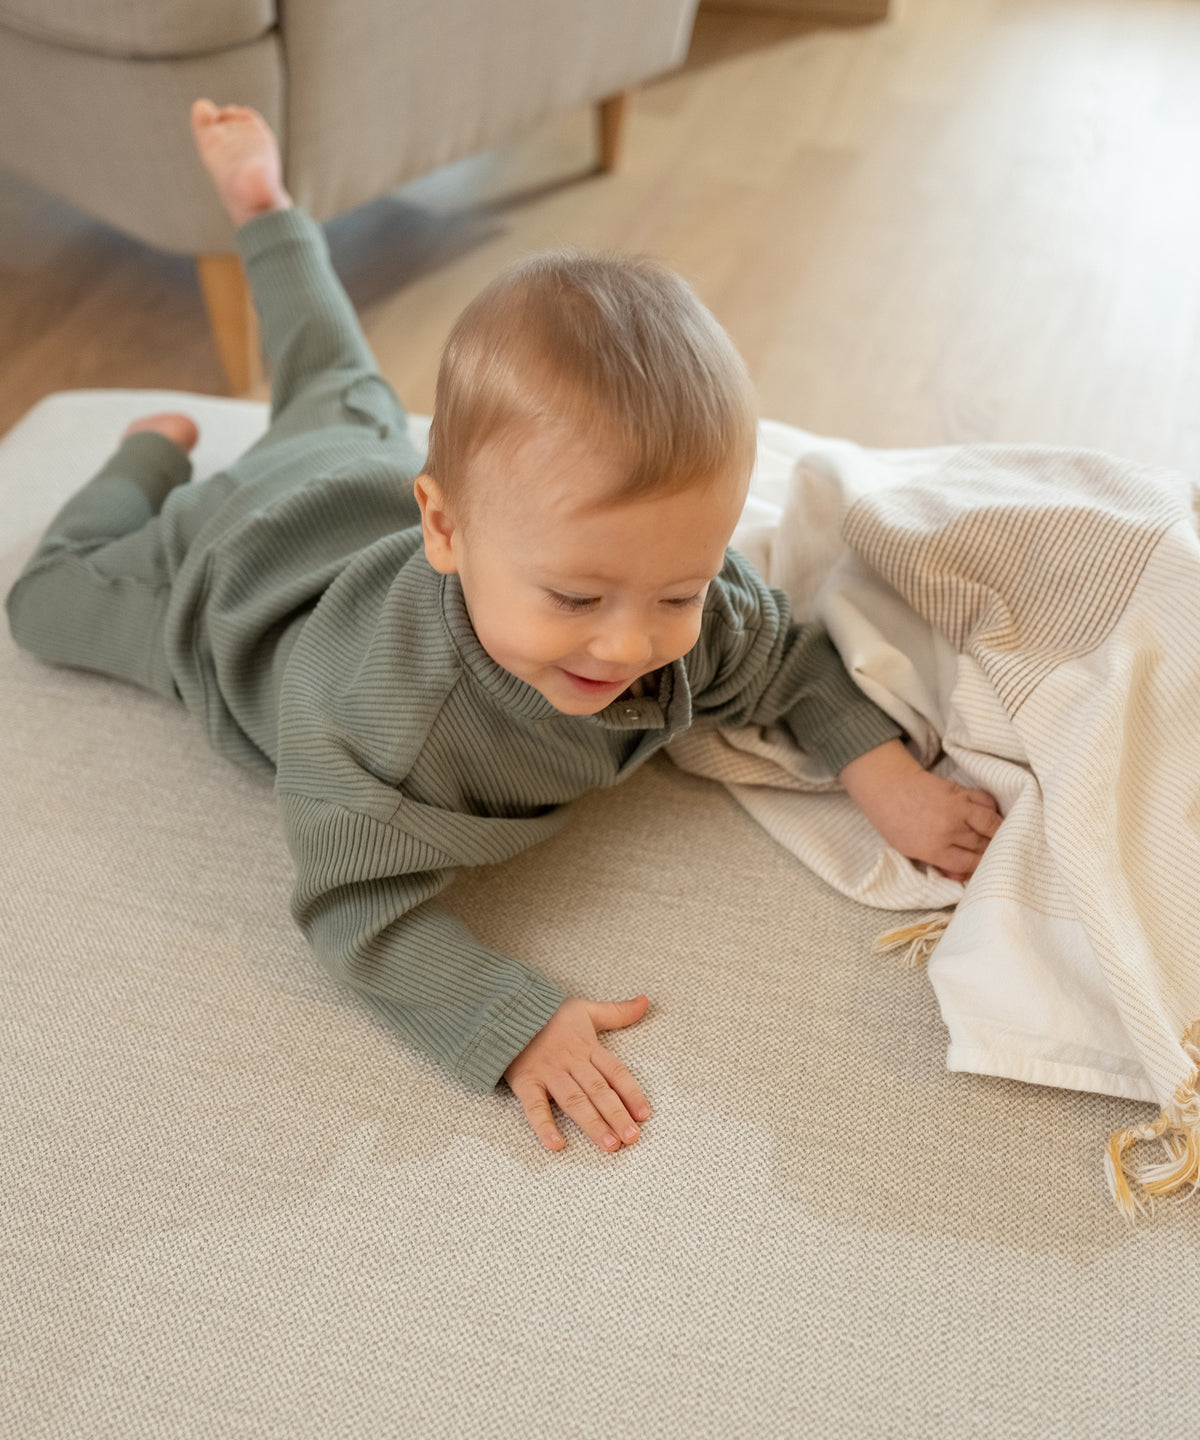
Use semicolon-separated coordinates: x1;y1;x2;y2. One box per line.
190;98;293;229
122;412;200;453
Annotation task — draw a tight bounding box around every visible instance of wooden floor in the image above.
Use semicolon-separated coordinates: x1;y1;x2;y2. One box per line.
3;0;1200;474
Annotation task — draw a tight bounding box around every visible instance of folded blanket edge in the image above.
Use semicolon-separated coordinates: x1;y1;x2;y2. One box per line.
882;916;1200;1221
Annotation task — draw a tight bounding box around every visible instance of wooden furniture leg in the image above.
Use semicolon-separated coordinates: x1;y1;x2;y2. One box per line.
196;253;263;396
596;91;634;173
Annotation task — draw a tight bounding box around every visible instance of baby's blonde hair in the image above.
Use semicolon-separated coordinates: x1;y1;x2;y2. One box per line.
423;248;757;512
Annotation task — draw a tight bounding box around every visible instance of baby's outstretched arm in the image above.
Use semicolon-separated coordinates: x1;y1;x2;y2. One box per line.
840;738;1002;881
504;996;652;1153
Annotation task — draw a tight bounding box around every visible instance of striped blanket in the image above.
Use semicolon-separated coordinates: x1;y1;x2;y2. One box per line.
670;426;1200;1214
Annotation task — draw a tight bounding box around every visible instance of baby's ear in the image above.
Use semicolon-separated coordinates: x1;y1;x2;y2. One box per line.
413;473;459;574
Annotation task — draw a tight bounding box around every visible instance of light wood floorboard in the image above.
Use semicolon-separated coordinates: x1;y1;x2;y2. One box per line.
2;0;1199;477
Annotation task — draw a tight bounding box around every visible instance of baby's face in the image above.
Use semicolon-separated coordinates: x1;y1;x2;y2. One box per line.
417;422;748;715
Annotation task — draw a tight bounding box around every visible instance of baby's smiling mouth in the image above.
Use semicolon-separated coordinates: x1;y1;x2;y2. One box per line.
560;669;632;690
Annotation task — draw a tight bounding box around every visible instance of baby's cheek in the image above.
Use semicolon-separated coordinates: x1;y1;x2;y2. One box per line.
667;612;704;661
520;610;572;662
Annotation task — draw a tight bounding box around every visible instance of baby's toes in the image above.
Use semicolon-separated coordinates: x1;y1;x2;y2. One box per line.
122;412;200;452
190;98;220;128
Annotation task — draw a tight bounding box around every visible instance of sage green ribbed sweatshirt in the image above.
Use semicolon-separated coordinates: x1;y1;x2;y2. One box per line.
7;208;901;1091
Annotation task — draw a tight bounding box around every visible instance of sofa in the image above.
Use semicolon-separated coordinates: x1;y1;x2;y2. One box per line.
0;0;700;392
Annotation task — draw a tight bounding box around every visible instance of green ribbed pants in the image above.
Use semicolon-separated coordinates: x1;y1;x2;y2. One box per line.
6;208;408;698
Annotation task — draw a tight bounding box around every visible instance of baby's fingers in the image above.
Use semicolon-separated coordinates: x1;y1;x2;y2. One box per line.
549;1067;635;1153
964;788;1003;830
509;1079;565;1151
938;830;994;878
592;1047;652;1126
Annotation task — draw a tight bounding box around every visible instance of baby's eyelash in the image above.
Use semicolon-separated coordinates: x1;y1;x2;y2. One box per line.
546;590;706;612
547;592;599;612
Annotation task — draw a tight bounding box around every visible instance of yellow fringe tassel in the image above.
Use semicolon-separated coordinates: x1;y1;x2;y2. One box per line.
1105;1023;1200;1220
874;912;953;968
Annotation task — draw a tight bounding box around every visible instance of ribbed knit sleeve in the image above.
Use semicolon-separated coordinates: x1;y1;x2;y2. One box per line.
692;550;902;774
278;790;565;1090
272;543;575;1091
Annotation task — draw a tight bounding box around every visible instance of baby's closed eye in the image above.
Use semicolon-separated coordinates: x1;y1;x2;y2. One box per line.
545;590;704;612
546;591;600;612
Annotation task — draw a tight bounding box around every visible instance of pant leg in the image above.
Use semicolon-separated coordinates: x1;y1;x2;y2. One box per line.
235;208;409;445
6;431;193;698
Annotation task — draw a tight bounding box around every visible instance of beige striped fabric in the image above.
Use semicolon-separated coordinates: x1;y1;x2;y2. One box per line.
674;433;1200;1214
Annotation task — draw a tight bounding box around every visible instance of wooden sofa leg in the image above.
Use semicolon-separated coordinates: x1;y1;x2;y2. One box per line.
596;91;633;173
196;253;262;396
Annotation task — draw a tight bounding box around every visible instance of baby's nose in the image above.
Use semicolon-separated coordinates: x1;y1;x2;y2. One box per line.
591;622;654;667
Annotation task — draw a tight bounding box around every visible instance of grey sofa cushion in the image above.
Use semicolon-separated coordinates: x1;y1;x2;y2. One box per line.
0;24;282;253
0;0;700;255
0;0;275;59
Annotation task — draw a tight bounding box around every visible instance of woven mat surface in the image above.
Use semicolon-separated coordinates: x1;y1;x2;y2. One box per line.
3;393;1198;1439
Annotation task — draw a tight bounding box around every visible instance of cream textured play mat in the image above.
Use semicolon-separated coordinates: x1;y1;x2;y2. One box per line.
6;391;1200;1440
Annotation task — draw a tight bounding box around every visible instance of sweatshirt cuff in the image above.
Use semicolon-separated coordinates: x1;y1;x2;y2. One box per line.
455;970;567;1092
235;205;326;265
793;697;903;777
105;430;194;506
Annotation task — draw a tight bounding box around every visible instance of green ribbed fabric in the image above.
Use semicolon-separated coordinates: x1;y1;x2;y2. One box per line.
7;207;901;1091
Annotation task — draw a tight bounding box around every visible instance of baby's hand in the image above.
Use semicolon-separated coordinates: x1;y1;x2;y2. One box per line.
504;995;652;1153
840;739;1002;880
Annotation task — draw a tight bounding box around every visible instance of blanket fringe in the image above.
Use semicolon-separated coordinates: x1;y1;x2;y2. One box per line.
1105;1022;1200;1219
875;912;952;968
874;927;1200;1221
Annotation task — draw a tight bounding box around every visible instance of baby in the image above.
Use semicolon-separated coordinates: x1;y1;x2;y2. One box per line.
7;101;1001;1155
